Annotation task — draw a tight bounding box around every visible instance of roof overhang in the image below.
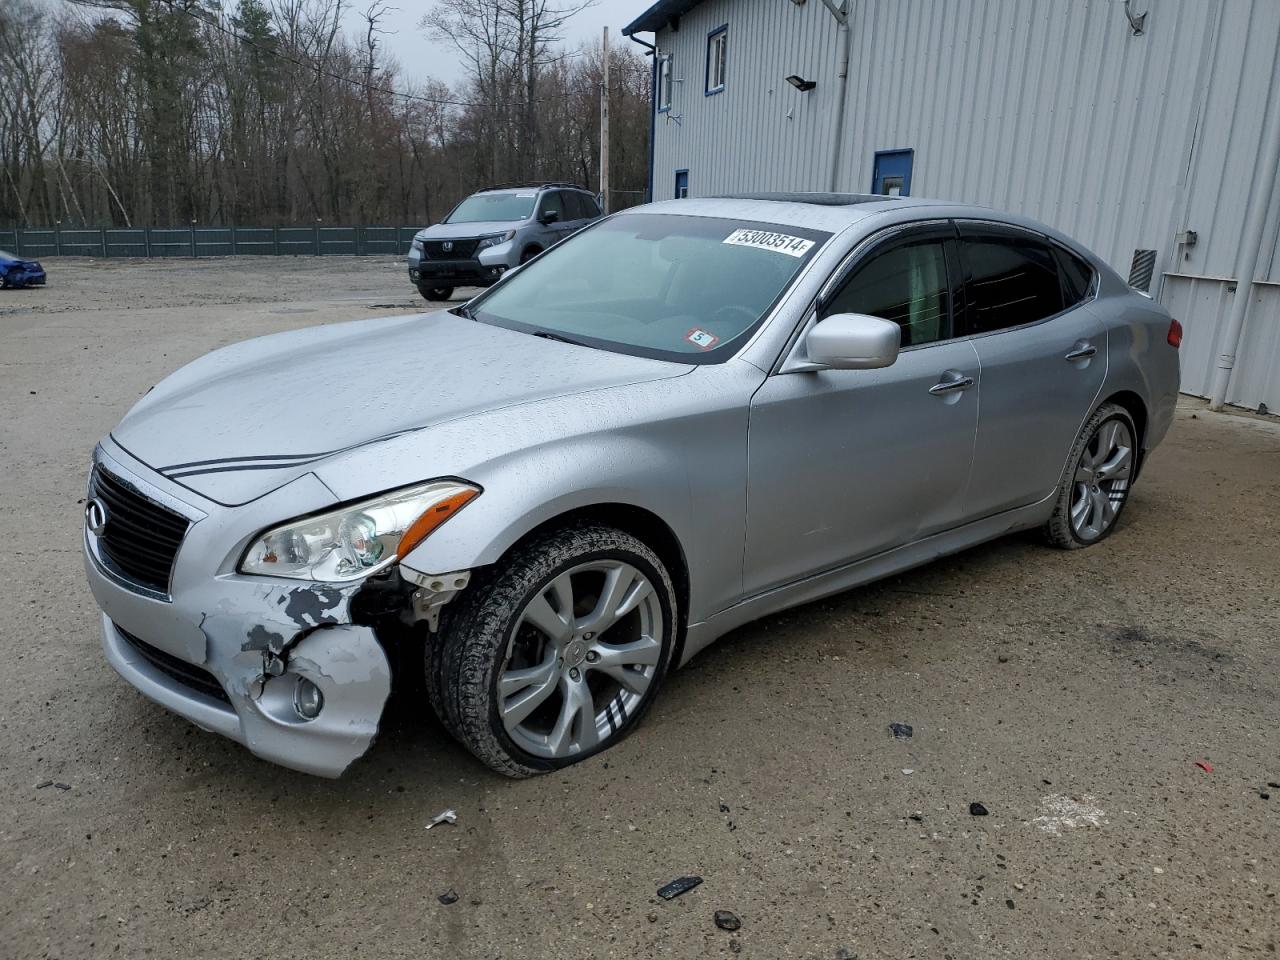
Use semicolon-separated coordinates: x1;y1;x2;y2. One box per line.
622;0;704;36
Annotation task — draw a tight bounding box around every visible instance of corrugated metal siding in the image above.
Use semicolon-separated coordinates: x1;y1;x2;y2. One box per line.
651;0;1280;409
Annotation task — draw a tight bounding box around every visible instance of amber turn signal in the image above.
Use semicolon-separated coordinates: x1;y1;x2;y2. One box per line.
397;488;479;557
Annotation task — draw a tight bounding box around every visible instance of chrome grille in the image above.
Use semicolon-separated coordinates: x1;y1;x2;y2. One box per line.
90;467;189;593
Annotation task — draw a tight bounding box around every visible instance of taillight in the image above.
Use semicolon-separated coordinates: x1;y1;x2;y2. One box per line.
1167;318;1183;349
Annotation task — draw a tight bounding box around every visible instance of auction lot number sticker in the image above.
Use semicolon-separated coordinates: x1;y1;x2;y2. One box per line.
722;228;815;258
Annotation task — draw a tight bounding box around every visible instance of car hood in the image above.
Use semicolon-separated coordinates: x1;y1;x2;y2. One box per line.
416;221;523;240
112;312;693;505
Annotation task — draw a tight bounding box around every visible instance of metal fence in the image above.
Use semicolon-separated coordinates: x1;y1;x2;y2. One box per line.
0;225;422;258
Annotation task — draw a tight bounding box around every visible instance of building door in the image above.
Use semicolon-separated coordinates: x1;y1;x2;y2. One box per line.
674;169;689;199
872;149;913;196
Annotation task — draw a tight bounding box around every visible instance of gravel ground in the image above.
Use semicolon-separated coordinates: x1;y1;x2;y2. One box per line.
1;257;1276;959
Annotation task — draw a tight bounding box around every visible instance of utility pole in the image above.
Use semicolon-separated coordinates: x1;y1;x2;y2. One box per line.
600;26;611;213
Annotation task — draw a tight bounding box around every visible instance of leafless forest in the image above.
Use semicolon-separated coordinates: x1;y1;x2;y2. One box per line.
0;0;653;228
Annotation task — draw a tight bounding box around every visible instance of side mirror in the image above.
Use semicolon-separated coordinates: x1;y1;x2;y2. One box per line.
539;209;560;225
804;313;900;369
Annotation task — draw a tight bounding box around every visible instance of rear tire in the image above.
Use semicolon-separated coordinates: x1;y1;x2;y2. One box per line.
429;524;676;778
1043;402;1138;549
419;285;453;302
519;247;541;265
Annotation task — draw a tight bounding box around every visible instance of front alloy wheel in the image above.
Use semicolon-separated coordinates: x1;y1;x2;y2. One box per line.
430;524;676;777
1044;402;1137;548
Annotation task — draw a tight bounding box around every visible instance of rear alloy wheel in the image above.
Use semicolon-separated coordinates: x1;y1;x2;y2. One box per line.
431;524;676;777
419;285;453;302
1044;402;1137;548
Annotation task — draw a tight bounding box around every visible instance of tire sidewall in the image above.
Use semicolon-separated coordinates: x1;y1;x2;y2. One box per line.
484;538;676;773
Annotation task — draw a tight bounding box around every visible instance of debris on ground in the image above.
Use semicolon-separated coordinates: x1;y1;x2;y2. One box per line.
35;780;53;789
719;802;730;813
969;802;989;816
1195;760;1213;773
888;722;913;740
425;809;457;830
437;890;459;905
902;768;914;776
729;940;742;954
714;910;741;931
1030;794;1107;834
647;912;658;923
657;876;703;900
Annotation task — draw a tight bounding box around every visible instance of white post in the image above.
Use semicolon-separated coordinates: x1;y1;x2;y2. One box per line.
821;0;852;193
1209;56;1280;410
600;26;611;214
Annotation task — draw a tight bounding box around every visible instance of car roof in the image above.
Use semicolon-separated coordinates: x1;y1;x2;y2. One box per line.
619;194;1091;254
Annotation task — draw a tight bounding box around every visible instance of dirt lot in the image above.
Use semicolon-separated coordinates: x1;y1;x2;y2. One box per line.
1;257;1277;959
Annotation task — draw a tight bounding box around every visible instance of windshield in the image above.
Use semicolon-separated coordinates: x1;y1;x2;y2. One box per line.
0;251;15;259
469;213;830;362
445;191;537;224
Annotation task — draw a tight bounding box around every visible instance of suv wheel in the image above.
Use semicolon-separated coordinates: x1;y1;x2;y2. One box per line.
429;523;677;777
519;247;541;265
419;285;453;302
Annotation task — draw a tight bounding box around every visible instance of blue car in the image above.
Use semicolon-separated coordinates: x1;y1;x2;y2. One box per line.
0;250;46;288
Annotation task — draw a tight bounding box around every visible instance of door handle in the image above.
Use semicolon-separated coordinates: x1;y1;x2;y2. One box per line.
1064;344;1098;361
928;374;975;396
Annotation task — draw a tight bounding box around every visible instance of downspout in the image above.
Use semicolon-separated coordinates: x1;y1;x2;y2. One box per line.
1209;47;1280;411
820;0;852;192
628;33;658;204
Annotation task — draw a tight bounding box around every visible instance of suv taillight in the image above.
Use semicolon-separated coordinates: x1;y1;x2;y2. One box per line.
1167;318;1183;349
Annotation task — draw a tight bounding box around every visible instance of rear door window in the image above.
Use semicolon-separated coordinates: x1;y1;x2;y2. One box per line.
580;194;602;218
960;234;1065;334
562;191;587;221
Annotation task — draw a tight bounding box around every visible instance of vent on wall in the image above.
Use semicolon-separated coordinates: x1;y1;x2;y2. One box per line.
1129;249;1158;291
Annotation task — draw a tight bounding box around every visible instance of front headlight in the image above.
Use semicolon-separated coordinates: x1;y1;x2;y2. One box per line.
476;230;516;251
239;480;480;582
410;239;424;252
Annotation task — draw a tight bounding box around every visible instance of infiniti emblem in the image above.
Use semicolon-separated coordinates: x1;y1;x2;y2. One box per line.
85;497;109;536
442;240;453;253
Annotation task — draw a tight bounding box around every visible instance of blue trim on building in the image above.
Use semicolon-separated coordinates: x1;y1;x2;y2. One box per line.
705;24;727;96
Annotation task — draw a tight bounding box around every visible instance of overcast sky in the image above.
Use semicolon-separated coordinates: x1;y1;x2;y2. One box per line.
41;0;653;89
376;0;653;87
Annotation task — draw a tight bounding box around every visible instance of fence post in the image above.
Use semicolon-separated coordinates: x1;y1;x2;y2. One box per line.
273;225;279;256
54;222;62;256
101;227;108;258
144;226;151;258
313;222;320;256
191;223;197;258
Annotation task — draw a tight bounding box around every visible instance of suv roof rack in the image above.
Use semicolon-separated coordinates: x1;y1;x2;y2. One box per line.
477;181;585;193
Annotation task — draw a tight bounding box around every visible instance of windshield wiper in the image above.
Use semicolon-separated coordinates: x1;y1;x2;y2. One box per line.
532;330;588;347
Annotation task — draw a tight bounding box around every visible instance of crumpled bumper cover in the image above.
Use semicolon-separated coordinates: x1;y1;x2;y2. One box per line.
84;445;393;778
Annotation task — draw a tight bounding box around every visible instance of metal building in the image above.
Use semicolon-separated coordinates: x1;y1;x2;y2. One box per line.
623;0;1280;411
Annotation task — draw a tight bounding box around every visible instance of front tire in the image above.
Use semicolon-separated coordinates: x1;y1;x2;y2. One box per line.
1043;402;1138;549
418;285;453;302
430;524;676;778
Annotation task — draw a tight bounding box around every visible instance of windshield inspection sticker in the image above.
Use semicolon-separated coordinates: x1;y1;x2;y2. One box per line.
685;328;720;351
722;228;815;258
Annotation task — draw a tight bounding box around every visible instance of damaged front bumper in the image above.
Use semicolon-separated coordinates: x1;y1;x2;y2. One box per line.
83;441;461;778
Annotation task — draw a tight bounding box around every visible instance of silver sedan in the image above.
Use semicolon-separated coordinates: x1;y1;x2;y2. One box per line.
83;194;1181;778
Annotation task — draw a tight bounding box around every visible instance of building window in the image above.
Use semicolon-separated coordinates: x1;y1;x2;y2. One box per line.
657;55;672;112
705;25;727;95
